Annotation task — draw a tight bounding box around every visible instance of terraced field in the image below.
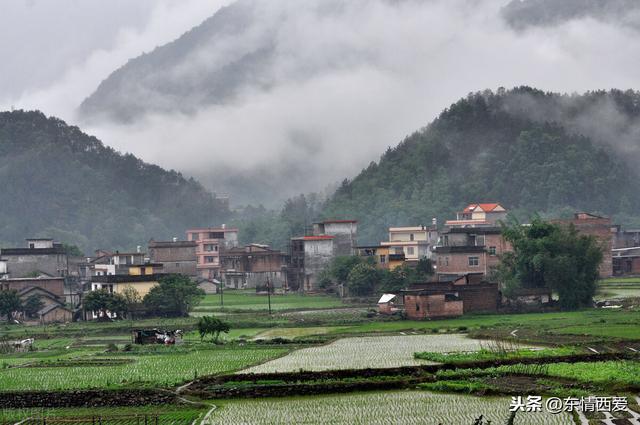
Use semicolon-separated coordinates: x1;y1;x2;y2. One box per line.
212;391;573;424
243;334;506;373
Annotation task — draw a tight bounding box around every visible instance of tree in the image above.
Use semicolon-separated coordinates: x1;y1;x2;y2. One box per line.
0;290;23;323
498;218;603;310
62;243;84;257
347;263;380;296
197;316;230;343
319;256;368;291
143;274;205;317
121;286;142;318
84;289;127;319
23;295;45;319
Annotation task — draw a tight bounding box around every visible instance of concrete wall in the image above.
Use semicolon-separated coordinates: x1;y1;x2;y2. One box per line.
317;222;357;256
3;253;69;278
303;240;334;291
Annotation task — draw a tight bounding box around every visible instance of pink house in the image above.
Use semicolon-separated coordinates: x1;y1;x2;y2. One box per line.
186;226;239;279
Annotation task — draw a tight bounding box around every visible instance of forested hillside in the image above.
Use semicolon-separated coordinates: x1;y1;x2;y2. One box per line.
0;110;230;253
321;87;640;245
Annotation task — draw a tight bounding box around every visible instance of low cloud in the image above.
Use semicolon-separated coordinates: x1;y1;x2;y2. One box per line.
5;0;640;205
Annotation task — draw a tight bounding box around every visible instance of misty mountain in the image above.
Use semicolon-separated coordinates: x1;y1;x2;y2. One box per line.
501;0;640;30
78;0;277;123
321;87;640;245
0;110;230;252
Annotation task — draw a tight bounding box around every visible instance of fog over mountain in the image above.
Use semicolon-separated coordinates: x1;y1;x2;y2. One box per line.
3;0;640;206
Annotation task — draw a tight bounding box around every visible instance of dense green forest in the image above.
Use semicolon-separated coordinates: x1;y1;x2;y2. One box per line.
319;87;640;245
0;110;230;253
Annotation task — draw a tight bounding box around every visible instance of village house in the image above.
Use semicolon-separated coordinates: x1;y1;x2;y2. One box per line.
89;273;163;300
148;239;198;277
380;223;438;267
551;212;614;278
0;277;72;323
445;203;507;228
220;244;288;290
434;227;510;280
0;238;76;278
288;220;358;292
612;247;640;276
356;245;393;269
400;274;499;319
186;226;239;280
80;249;147;278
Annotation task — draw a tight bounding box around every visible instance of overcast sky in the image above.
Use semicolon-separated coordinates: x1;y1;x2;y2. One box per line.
2;0;640;204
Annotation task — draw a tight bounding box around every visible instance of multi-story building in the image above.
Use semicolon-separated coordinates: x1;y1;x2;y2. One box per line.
186;226;239;279
220;244;288;289
380;224;438;267
289;220;358;292
434;227;510;280
148;239;198;277
312;220;358;256
0;238;73;278
445;203;507;228
82;250;147;277
356;245;392;269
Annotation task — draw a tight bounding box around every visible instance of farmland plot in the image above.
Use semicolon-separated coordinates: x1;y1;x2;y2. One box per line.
212;390;573;424
0;346;287;391
243;334;499;373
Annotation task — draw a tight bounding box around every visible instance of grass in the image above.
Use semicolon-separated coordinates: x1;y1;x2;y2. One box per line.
414;347;581;364
210;390;573;424
194;292;346;312
551;323;640;339
0;345;287;391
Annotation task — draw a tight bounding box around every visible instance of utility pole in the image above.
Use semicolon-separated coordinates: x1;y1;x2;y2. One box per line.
220;279;224;309
267;278;272;315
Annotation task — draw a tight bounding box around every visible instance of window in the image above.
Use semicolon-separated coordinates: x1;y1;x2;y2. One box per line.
379;255;386;264
468;256;479;267
410;233;414;241
209;232;224;239
204;244;216;252
407;247;415;255
443;235;449;246
416;303;420;311
191;233;199;241
488;246;496;256
204;256;215;263
29;243;35;249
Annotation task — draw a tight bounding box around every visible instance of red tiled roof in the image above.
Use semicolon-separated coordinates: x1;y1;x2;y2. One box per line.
463;203;502;213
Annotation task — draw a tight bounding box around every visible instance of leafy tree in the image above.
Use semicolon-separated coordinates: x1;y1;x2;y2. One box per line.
23;295;45;319
0;290;22;323
347;263;380;296
143;274;205;317
84;289;127;319
498;218;603;310
62;244;84;257
121;286;142;319
197;316;231;343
